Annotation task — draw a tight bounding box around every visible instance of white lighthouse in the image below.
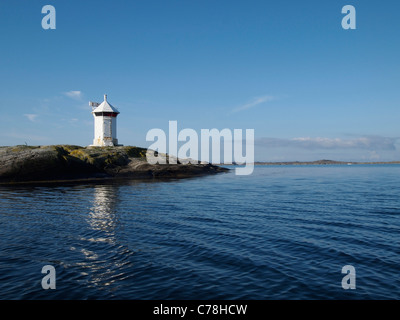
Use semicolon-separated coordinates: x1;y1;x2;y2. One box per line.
90;94;120;147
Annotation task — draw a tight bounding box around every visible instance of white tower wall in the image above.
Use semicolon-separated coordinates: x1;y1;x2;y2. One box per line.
111;117;117;144
90;95;120;147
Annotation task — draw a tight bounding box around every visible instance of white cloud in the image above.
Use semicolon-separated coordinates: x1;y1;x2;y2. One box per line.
255;136;398;150
24;114;38;122
232;95;275;113
368;150;381;160
64;90;83;100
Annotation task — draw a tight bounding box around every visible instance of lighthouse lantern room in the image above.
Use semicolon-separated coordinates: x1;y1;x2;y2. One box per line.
89;94;120;147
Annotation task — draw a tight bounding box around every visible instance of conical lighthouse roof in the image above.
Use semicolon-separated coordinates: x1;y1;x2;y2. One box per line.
92;94;120;114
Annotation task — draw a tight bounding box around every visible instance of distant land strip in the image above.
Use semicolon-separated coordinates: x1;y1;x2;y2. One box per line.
223;160;400;166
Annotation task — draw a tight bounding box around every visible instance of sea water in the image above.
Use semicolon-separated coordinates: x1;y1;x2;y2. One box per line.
0;165;399;299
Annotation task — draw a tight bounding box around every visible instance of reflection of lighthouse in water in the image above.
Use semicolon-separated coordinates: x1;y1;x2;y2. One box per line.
89;184;118;235
77;184;133;292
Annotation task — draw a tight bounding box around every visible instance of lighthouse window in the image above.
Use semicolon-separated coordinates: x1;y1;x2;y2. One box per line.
94;112;117;117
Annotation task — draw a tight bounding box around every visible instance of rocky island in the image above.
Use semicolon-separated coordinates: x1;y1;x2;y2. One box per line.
0;145;229;184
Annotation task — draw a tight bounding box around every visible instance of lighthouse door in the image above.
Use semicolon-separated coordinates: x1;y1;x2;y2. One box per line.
103;118;112;138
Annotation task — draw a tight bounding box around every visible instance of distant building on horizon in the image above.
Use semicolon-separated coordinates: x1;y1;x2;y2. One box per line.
89;94;121;147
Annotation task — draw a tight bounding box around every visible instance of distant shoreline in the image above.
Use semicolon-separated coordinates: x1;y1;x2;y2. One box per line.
222;160;400;166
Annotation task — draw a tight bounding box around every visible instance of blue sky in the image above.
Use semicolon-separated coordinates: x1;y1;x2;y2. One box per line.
0;0;399;161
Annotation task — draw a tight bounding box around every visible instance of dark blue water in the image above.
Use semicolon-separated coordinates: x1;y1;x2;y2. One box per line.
0;165;399;299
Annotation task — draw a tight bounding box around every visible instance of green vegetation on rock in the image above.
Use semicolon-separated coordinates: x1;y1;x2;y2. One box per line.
0;145;227;183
